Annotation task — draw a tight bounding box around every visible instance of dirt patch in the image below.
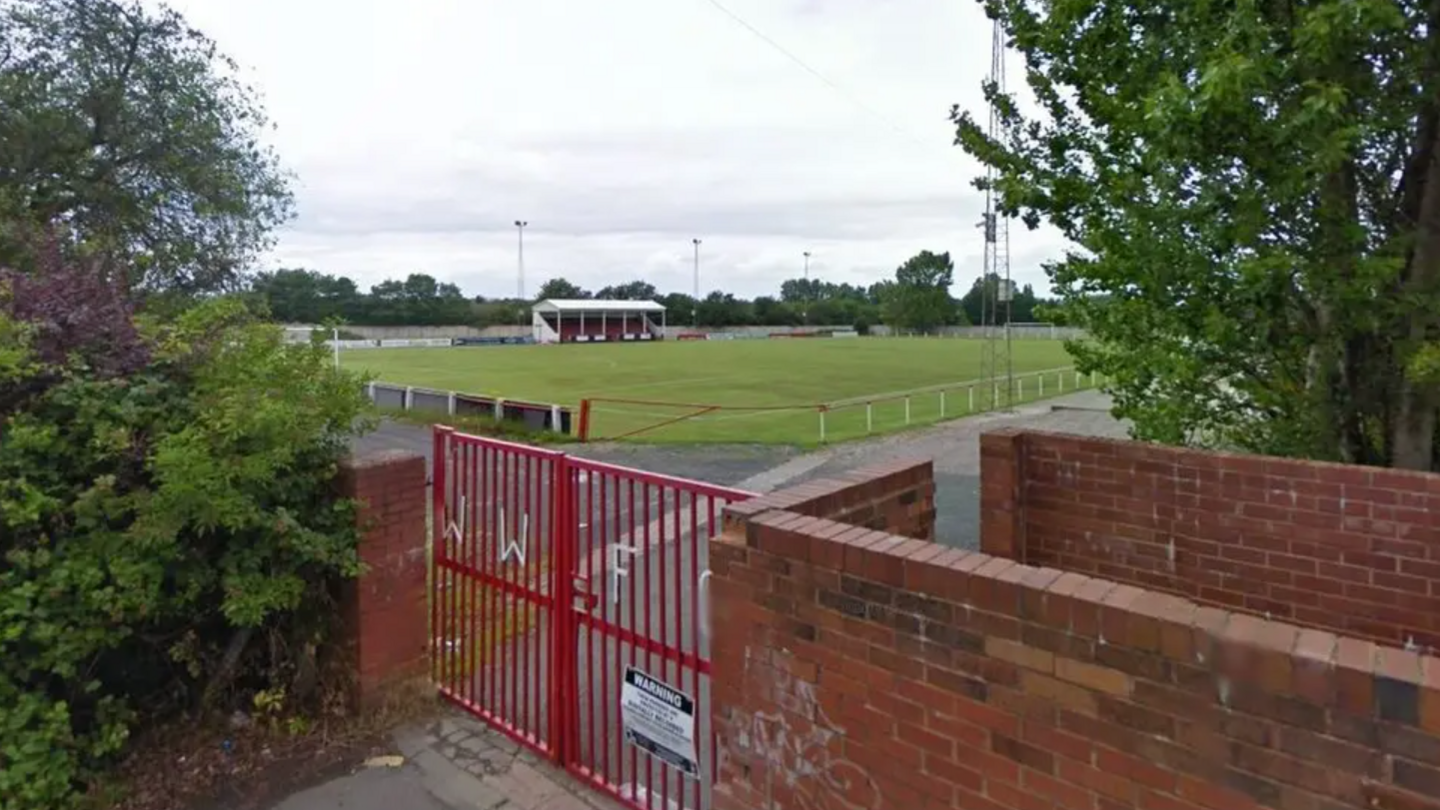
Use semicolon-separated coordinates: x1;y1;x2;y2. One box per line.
102;694;442;810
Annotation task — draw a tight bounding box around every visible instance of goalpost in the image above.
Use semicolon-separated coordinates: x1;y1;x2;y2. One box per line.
1004;322;1062;340
282;325;341;369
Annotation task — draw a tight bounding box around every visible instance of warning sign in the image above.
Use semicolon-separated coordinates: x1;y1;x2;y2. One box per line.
620;667;699;779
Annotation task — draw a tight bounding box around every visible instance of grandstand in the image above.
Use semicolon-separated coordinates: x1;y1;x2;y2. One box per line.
532;299;666;344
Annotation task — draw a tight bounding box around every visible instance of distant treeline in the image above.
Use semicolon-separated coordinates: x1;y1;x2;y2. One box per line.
249;263;1062;330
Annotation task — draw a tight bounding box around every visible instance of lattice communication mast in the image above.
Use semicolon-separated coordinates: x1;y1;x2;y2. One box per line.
978;16;1014;411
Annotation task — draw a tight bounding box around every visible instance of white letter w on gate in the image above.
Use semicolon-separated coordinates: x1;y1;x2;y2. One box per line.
445;495;467;547
498;507;529;566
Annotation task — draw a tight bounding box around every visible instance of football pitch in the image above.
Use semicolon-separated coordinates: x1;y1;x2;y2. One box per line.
345;338;1092;445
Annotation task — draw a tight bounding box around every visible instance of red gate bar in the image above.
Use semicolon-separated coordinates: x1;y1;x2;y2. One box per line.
432;426;753;810
562;457;749;810
433;428;567;755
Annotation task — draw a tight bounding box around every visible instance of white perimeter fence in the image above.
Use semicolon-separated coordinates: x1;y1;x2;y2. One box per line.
813;365;1107;443
582;366;1109;444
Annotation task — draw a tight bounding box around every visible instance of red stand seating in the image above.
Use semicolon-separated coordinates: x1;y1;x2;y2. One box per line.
555;318;653;343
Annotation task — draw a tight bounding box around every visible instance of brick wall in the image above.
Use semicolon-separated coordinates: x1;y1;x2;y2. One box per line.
710;470;1440;810
337;449;429;707
980;430;1440;652
727;457;936;540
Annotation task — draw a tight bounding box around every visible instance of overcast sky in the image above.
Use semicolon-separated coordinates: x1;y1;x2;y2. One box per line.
163;0;1067;300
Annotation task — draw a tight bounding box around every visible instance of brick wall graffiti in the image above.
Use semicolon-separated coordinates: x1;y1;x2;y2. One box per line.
723;646;881;810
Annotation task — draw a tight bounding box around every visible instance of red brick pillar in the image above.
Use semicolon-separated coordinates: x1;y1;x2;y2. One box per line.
338;449;429;707
979;429;1026;562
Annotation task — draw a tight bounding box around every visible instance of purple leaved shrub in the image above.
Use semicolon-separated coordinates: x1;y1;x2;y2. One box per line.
0;239;149;385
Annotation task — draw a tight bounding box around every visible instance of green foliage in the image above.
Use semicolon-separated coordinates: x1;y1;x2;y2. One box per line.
536;277;591;301
882;250;961;332
960;274;1045;325
367;274;471;325
954;0;1440;467
0;284;372;809
251;268;1016;332
252;269;473;326
0;0;292;294
594;280;658;301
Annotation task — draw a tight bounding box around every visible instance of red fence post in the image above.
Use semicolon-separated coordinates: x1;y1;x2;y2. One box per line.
577;399;592;442
549;453;576;765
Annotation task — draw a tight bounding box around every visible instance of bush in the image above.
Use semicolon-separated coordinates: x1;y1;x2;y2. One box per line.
0;260;374;810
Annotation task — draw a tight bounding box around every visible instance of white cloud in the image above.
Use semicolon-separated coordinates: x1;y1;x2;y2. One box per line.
162;0;1068;299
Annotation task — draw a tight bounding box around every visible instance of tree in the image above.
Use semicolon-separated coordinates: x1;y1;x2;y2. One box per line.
959;276;991;326
359;273;471;325
653;292;694;326
474;300;526;327
239;265;900;331
536;277;589;301
696;290;750;327
779;277;826;304
750;295;792;326
251;268;363;324
594;280;658;300
955;0;1440;469
0;0;293;294
883;250;958;332
868;280;897;306
960;274;1045;325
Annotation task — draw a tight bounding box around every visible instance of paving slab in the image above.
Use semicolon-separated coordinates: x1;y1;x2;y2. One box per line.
258;713;624;810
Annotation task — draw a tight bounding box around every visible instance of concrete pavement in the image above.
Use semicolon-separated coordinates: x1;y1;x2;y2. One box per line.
263;713;623;810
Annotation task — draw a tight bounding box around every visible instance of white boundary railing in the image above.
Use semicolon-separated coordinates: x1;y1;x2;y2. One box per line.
815;366;1106;443
579;367;1107;444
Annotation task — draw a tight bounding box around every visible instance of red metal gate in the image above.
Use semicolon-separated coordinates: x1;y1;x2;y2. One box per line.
431;426;752;810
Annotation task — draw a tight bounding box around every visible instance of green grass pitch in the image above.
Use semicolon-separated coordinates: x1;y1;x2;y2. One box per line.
345;338;1092;445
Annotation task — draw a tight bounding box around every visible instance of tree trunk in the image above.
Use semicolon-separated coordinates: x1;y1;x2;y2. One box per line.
1312;158;1364;463
1391;114;1440;470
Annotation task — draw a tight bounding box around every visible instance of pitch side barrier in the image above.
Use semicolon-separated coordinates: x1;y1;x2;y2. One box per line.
331;336;537;349
367;381;572;435
577;366;1105;444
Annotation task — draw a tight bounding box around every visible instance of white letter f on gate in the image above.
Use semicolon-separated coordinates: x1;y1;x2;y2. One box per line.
610;543;638;606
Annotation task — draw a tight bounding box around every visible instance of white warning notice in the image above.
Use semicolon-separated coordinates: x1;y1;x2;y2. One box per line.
620;667;700;779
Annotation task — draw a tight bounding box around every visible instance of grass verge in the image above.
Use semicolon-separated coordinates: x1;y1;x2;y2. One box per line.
347;337;1084;444
377;407;575;445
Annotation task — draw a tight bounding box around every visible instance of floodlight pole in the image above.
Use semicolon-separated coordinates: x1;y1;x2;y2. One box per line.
515;220;528;328
692;238;701;328
514;220;528;300
803;251;811;326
